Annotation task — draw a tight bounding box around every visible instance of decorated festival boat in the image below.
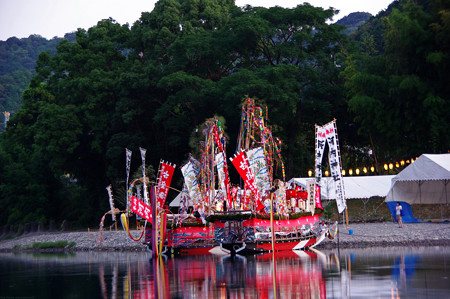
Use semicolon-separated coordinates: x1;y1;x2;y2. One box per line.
111;97;343;256
167;98;341;255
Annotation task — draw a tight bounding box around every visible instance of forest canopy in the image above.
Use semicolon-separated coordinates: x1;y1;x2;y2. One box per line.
0;0;448;227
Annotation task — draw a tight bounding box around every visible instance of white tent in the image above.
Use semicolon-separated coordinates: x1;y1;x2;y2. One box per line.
289;175;395;200
385;153;450;205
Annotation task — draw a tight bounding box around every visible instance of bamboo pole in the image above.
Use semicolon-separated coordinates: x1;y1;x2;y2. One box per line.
270;192;278;299
270;192;275;253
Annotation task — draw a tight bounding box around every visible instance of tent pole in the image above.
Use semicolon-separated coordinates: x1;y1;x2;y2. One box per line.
419;181;422;204
445;180;448;219
344;207;349;230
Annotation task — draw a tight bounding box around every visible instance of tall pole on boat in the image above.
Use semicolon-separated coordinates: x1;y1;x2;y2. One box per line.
270;191;278;299
270;192;275;253
151;186;158;258
211;131;215;214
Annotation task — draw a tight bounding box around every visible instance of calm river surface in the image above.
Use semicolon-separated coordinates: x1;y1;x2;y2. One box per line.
0;246;448;298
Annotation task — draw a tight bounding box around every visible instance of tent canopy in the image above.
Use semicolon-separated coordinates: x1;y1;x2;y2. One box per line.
385;153;450;205
289;175;394;200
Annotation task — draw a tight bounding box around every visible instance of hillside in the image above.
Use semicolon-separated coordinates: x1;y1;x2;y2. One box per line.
0;33;75;131
336;12;372;35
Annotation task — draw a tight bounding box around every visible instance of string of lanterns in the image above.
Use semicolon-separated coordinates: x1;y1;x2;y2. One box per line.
307;157;419;177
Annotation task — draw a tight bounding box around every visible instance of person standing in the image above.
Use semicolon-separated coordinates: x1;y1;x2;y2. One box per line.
396;202;403;228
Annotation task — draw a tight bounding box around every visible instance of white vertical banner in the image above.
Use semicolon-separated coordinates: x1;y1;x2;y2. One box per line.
139;147;149;205
307;180;316;215
181;161;201;210
125;148;132;210
106;185;116;221
315;126;326;183
215;153;227;195
179;184;190;214
315;120;346;213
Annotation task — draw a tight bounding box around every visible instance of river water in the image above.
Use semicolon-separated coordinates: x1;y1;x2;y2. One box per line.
0;246;448;298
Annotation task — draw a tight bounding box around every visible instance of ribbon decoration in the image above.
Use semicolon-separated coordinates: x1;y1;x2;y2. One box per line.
215;153;230;208
230;150;264;212
214;123;232;207
156;161;176;210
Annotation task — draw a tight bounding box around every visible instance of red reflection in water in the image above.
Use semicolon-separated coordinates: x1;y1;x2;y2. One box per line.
122;251;327;298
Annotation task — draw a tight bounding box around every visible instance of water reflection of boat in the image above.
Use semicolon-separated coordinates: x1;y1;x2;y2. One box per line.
217;250;326;298
144;222;218;256
115;249;328;298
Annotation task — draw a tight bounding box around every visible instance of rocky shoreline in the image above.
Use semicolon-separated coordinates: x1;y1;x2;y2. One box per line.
0;222;449;253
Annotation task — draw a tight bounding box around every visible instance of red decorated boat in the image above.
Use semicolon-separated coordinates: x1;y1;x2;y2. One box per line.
118;98;341;256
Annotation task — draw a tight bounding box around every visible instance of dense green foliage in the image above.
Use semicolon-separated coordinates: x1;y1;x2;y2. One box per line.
0;33;76;131
344;0;450;162
0;0;448;227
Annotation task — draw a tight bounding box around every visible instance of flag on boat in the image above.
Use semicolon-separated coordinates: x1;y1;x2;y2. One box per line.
130;195;152;223
156;161;176;210
230;150;264;211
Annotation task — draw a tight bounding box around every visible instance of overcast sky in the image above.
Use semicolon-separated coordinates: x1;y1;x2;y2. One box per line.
0;0;394;41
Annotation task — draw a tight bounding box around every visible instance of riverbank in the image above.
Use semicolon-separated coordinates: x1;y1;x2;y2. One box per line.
0;222;449;253
316;221;450;249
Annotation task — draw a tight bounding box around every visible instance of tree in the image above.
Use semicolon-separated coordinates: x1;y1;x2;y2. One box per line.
346;0;450;165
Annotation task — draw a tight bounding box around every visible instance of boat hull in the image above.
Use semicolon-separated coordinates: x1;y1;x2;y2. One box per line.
220;233;323;255
145;224;216;256
218;214;324;255
144;214;325;256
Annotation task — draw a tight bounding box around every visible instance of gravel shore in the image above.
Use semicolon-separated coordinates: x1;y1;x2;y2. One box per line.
0;222;449;252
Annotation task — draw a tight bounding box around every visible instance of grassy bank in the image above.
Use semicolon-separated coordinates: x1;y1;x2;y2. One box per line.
13;240;76;250
321;197;449;223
